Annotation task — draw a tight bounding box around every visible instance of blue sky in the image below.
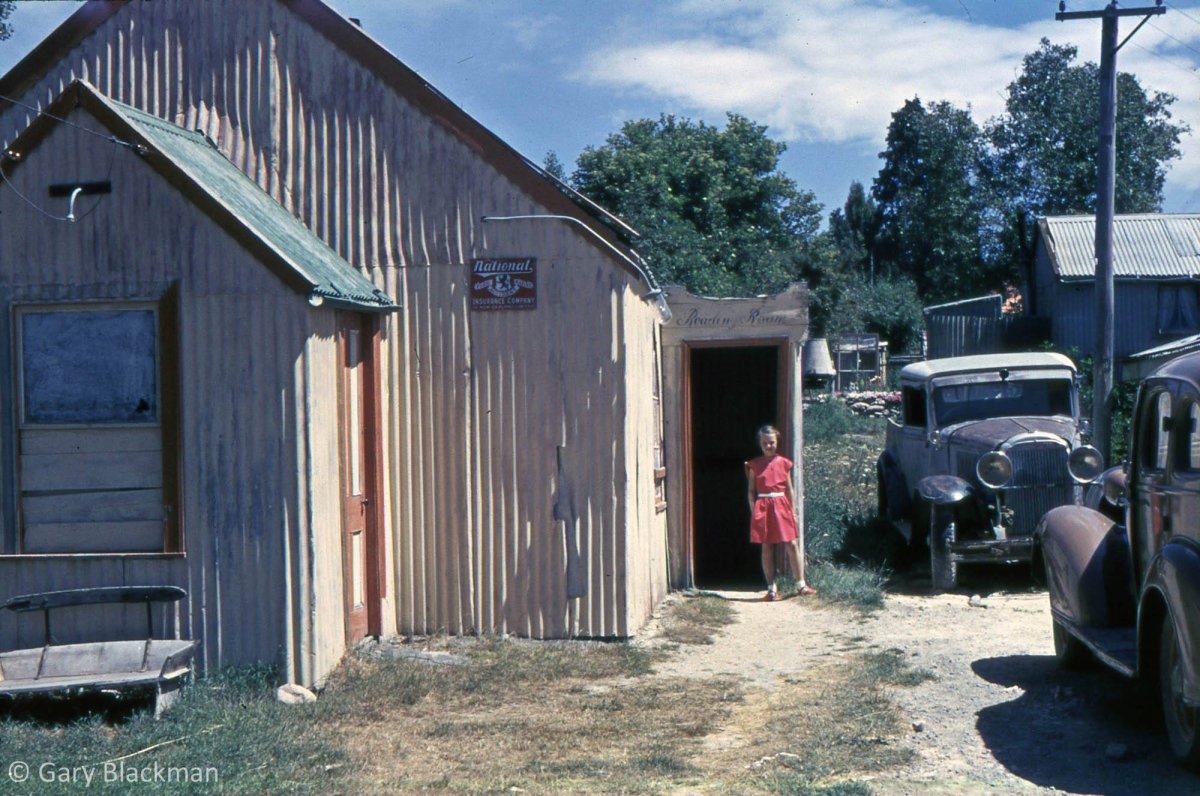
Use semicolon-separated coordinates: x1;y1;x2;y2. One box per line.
5;1;1200;218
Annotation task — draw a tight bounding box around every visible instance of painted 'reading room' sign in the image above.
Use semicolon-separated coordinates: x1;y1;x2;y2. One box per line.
470;257;537;310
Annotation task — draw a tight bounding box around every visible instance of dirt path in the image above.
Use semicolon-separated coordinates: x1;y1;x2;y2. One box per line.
646;583;1200;794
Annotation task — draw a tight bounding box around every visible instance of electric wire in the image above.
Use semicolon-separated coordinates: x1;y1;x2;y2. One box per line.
1165;3;1200;30
0;163;71;221
1148;20;1200;60
1128;37;1200;80
0;93;144;154
0;124;121;223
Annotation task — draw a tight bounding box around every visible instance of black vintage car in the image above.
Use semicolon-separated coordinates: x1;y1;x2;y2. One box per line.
1039;351;1200;769
878;352;1103;588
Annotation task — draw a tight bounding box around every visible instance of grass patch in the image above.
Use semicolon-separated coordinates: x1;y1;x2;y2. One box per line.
805;561;888;610
0;637;723;794
804;399;883;444
660;593;737;645
749;650;932;794
329;650;742;793
0;665;352;794
803;404;894;609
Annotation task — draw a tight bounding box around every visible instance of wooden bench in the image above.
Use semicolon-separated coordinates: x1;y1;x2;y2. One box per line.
0;586;197;716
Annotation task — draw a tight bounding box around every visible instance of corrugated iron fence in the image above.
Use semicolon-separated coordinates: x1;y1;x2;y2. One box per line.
925;315;1013;358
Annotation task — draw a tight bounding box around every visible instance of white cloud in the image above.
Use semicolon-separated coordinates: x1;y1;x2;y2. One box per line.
506;13;565;52
576;0;1200;192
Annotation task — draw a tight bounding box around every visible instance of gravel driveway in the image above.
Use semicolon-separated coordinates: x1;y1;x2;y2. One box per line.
653;573;1200;794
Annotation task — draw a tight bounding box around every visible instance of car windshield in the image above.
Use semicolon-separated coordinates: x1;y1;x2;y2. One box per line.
932;378;1073;427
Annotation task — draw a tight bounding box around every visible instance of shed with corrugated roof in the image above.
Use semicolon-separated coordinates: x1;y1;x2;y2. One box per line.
0;0;669;687
1031;214;1200;360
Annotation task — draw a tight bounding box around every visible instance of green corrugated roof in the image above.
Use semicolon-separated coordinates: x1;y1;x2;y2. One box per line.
100;91;394;310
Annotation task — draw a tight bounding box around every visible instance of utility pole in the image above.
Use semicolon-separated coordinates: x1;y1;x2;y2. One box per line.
1056;1;1164;462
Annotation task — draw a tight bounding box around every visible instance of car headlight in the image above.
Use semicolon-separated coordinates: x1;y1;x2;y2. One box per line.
1068;445;1105;484
976;451;1013;489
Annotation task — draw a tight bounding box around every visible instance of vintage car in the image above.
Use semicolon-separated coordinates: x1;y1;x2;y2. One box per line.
1039;351;1200;769
877;352;1102;589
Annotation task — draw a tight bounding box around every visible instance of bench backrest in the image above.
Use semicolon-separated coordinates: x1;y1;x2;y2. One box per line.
2;586;186;646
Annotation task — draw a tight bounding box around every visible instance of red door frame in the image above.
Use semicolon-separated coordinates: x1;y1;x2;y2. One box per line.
338;313;385;644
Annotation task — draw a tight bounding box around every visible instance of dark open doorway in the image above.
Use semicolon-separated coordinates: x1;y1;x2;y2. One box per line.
689;344;782;587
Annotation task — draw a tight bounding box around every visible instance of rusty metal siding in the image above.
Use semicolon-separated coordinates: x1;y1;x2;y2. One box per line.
0;0;665;647
0;112;337;682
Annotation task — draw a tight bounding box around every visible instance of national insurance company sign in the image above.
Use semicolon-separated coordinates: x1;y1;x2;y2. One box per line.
470;257;537;311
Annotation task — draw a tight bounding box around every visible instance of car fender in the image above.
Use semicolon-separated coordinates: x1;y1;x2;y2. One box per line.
915;474;972;506
1039;505;1133;628
877;451;909;518
1142;539;1200;703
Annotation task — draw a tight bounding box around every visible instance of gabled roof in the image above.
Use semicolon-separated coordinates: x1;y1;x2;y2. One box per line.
1;80;395;310
0;0;655;288
1038;214;1200;282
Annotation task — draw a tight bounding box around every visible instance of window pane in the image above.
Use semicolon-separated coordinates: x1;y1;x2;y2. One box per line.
903;387;926;427
347;330;363;496
1156;391;1172;470
22;309;157;424
1189;404;1200;471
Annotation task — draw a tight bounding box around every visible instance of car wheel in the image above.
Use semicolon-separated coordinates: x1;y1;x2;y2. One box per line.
930;506;957;590
1160;618;1200;770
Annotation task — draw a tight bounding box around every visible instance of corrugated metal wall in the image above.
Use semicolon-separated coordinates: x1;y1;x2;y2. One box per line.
1049;281;1165;361
925;316;1013;359
0;0;667;656
0;111;340;682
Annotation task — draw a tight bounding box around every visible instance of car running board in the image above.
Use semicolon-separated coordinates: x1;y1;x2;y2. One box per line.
1066;623;1137;677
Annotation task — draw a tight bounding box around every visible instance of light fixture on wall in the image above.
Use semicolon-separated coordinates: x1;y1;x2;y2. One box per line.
47;180;112;223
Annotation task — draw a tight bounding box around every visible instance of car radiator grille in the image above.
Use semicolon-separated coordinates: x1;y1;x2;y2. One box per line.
959;442;1072;538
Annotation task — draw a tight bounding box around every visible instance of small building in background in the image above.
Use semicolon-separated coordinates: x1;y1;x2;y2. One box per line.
1030;214;1200;361
831;334;887;391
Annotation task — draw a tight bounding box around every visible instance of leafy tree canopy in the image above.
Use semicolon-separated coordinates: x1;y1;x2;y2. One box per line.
988;39;1185;219
0;2;12;42
828;180;875;275
871;97;993;303
569;113;826;297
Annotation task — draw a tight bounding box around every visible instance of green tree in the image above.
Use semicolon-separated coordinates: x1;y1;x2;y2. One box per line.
828;180;876;276
541;150;566;182
989;39;1184;218
872;98;992;303
0;2;12;41
986;39;1186;279
569;113;826;296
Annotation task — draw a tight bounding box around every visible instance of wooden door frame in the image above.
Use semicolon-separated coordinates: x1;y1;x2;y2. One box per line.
681;337;791;585
338;312;386;643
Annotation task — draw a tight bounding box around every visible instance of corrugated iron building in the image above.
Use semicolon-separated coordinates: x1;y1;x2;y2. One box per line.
1033;214;1200;360
0;0;669;686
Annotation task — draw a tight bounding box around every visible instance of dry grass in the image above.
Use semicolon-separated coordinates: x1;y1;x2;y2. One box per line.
319;636;744;793
660;592;737;645
686;649;933;795
0;599;929;794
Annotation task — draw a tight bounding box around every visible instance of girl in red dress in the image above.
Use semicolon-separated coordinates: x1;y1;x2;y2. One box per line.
745;425;817;601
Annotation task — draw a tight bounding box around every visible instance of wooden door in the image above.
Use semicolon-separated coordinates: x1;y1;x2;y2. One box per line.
339;314;380;645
